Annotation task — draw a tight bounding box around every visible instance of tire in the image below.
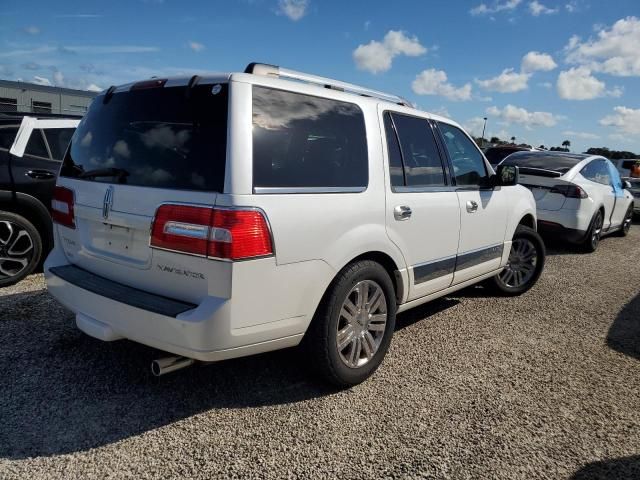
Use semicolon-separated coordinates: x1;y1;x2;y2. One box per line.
488;225;545;296
0;211;43;288
583;210;604;252
303;260;396;387
617;205;633;237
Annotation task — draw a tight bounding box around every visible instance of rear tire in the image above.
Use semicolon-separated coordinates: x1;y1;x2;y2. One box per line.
303;260;396;387
488;225;545;296
583;210;604;252
617;205;633;237
0;211;42;288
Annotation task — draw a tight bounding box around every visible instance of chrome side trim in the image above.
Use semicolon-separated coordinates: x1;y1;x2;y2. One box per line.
413;256;456;284
253;186;366;194
410;245;504;286
455;244;504;271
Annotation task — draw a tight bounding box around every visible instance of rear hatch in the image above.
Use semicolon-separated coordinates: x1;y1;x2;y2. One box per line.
502;153;584;211
55;79;229;301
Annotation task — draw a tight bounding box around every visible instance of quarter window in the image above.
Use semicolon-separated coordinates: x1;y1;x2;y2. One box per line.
383;113;405;188
581;160;611;185
252;86;368;190
386;113;445;188
437;122;488;186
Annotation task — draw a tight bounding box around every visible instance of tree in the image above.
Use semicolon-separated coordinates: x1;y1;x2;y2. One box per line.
490;136;501;144
538;145;547;150
510;136;516;144
562;140;571;151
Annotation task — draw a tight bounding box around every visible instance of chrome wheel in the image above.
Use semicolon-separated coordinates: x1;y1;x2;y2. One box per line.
591;213;603;249
499;238;538;288
336;280;387;369
0;220;35;280
623;208;633;234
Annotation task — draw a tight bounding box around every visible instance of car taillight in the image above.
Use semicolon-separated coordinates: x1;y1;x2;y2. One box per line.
150;204;273;261
51;186;76;229
550;184;588;199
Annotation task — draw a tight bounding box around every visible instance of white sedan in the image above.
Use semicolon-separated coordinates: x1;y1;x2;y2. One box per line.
501;152;635;252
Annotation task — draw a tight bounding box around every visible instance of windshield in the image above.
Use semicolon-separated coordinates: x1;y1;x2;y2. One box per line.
502;152;586;174
61;82;228;192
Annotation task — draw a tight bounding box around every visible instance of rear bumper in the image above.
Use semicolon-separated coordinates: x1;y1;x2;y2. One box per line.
44;247;332;362
537;220;587;244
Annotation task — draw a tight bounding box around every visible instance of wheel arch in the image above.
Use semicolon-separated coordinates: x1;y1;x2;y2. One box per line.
0;191;53;253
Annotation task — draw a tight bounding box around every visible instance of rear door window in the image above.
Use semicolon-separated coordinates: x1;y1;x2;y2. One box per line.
386;112;445;188
44;128;75;161
25;129;50;158
581;160;611;186
252;86;368;190
61;82;228;192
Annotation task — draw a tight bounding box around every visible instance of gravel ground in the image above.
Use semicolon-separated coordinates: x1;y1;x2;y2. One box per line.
1;224;639;479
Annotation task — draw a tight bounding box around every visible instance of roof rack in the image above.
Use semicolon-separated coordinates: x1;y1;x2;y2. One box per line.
245;62;412;107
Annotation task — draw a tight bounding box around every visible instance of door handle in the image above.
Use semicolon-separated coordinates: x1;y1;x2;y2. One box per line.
26;169;55;180
394;205;412;221
466;200;478;213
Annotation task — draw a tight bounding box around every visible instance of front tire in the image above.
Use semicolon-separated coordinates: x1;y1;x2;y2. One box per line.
489;225;545;296
303;260;396;387
0;211;42;288
617;205;633;237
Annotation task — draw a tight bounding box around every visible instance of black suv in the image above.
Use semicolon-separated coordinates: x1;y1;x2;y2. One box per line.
0;113;79;287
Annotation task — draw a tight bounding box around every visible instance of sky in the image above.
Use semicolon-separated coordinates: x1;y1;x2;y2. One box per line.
1;0;639;154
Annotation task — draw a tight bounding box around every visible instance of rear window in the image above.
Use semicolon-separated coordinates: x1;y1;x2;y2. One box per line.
44;128;75;161
61;83;228;191
502;152;585;174
484;147;521;166
252;86;368;190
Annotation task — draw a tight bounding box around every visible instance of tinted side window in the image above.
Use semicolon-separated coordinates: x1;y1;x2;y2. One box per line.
0;126;18;150
438;122;487;186
25;130;50;158
383;112;404;187
391;113;445;187
252;86;368;189
44;128;75;161
581;160;611;185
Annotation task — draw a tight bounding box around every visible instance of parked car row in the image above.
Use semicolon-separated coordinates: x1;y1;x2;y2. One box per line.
1;64;635;386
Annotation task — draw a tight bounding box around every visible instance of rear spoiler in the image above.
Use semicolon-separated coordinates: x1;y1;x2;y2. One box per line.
517;167;563;178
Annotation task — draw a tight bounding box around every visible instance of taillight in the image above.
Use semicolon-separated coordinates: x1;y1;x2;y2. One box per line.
51;186;76;229
550;184;588;199
150;204;273;261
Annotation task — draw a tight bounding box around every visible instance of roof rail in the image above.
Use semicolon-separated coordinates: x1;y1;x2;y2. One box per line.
245;62;412;107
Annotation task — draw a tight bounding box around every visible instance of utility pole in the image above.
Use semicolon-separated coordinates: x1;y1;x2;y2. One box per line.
481;117;487;147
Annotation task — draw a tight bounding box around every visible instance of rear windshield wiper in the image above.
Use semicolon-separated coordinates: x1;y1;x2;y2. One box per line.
79;167;130;181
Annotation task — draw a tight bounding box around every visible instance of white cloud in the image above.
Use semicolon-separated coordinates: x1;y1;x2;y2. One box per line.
486;104;560;128
600;106;640;136
24;25;40;35
562;130;600;139
188;41;205;52
431;106;451;118
87;84;103;92
353;30;427;74
556;66;622;100
565;1;580;13
52;70;64;85
528;1;557;16
32;75;52;86
277;0;309;21
470;0;522;15
521;51;557;72
63;45;159;54
476;68;531;93
412;69;472;101
565;16;640;77
539;81;553;88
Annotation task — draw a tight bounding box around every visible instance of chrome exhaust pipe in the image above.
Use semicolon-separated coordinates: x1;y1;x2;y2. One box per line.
151;356;195;377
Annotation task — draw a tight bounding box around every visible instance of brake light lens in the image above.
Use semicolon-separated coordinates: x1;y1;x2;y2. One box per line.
51;186;76;229
550;184;588;199
150;204;273;261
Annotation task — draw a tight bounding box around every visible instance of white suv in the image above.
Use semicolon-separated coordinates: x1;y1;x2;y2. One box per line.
45;63;545;386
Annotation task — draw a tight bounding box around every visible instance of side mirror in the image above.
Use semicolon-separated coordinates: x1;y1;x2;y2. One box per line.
622;180;632;190
494;165;519;186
